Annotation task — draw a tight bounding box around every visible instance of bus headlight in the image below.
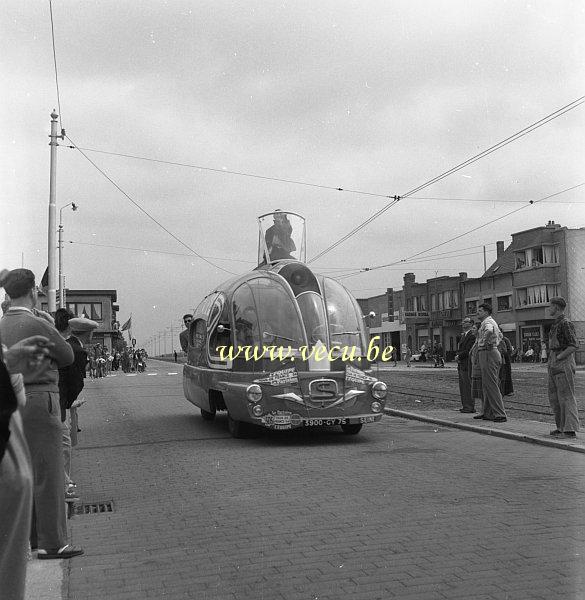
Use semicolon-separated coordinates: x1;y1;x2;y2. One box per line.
371;381;387;400
252;404;264;417
246;384;262;403
371;401;382;413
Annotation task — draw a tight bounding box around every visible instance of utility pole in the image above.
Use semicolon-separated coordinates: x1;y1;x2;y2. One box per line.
483;245;487;273
48;110;64;313
170;322;174;353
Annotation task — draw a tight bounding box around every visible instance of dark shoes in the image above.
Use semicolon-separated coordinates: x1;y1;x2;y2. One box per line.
37;545;84;560
473;414;488;420
564;431;577;438
493;417;507;423
550;429;563;437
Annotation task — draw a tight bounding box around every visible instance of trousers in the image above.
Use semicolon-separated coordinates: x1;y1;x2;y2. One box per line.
548;353;579;432
21;391;67;550
478;349;506;419
457;366;473;410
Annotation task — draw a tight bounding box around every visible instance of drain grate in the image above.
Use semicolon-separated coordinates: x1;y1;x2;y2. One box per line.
74;501;114;515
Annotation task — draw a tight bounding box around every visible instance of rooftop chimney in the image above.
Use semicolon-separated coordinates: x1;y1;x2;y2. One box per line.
459;272;467;281
403;273;415;285
496;241;504;258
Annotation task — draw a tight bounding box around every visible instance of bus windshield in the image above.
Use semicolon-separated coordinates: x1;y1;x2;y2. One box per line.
322;278;367;356
233;277;305;349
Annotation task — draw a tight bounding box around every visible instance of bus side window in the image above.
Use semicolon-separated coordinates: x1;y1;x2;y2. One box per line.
189;319;207;366
233;284;261;349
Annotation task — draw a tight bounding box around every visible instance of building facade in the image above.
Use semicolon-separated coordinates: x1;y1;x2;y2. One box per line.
463;221;585;364
357;222;584;364
41;289;120;350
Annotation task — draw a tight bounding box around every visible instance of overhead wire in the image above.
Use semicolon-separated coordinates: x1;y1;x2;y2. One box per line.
48;0;63;130
338;181;585;280
67;240;257;264
308;96;585;264
65;135;239;275
64;146;397;200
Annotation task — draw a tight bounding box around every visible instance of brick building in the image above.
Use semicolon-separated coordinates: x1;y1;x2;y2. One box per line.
463;221;585;364
357;221;584;364
41;289;121;350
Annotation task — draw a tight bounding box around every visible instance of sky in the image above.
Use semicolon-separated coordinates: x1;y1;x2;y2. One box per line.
1;0;584;352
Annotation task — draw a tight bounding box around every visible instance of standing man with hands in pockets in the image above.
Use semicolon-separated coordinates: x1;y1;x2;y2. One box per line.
475;303;507;423
547;297;579;439
456;317;476;413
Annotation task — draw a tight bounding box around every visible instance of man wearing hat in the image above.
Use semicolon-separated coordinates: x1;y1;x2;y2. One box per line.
55;309;98;499
547;297;579;438
0;268;83;559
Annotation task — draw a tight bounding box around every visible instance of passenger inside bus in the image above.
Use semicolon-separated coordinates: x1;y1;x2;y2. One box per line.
235;306;260;347
265;210;296;261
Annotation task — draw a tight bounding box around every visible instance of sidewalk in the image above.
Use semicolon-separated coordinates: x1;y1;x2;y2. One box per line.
385;406;585;453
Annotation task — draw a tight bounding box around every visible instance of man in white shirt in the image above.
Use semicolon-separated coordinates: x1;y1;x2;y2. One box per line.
475;303;507;422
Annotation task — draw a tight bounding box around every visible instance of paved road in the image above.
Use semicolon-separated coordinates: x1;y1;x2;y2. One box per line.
36;360;585;600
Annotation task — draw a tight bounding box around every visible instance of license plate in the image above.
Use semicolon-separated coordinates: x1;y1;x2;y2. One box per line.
303;417;348;426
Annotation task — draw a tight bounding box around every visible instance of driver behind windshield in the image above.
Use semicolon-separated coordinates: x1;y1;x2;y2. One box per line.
265;210;296;261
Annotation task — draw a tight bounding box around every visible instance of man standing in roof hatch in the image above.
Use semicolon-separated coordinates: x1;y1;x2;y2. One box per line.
265;210;296;261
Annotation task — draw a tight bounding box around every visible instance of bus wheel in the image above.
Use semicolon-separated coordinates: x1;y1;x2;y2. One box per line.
341;423;363;435
200;407;216;421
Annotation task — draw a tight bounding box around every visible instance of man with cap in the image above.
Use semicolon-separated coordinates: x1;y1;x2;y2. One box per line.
547;297;579;438
55;309;98;499
455;317;476;413
0;268;83;560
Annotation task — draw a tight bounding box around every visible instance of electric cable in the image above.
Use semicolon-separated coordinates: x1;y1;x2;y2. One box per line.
49;0;63;130
338;181;585;280
309;96;585;263
64;146;396;200
65;135;239;275
67;240;256;264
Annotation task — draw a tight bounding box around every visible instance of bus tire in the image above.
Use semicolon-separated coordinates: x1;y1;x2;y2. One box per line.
201;407;216;421
341;423;363;435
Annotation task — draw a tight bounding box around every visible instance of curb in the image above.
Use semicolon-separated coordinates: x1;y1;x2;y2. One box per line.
384;408;585;454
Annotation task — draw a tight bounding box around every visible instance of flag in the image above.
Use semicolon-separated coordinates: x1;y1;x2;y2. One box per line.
121;316;132;331
40;267;49;293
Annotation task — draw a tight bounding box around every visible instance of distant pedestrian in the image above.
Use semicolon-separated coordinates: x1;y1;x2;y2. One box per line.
433;343;445;368
498;336;514;396
174;350;178;362
456;318;476;413
547;297;579;439
475;303;507;423
524;346;534;363
180;314;192;354
404;346;412;367
540;341;548;363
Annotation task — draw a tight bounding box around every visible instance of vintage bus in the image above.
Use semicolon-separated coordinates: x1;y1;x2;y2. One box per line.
182;211;387;437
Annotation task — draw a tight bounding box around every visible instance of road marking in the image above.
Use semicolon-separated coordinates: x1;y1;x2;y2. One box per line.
167;372;178;375
126;374;137;377
147;373;157;376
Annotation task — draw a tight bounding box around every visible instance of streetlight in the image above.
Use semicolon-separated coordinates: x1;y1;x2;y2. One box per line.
58;202;78;308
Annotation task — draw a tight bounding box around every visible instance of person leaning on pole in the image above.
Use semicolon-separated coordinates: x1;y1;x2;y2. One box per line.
0;268;83;560
547;297;579;439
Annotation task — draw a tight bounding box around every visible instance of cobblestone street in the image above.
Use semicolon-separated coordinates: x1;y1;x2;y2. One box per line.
29;360;585;600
